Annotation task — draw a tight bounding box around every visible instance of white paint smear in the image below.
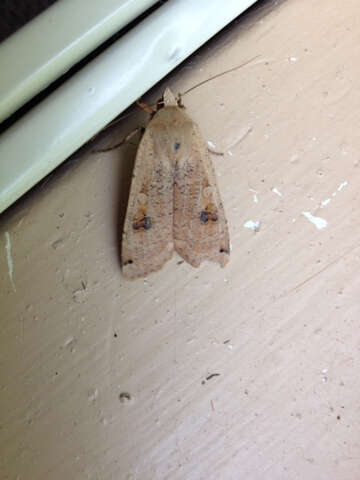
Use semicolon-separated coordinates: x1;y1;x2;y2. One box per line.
5;232;16;292
272;187;282;197
337;181;348;191
228;150;233;156
243;220;260;231
302;212;327;230
207;141;215;149
321;181;348;206
249;189;259;203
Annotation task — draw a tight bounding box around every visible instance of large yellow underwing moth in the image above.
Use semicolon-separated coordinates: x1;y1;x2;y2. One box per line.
121;88;230;279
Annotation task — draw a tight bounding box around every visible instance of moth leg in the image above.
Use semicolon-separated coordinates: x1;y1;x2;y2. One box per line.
136;100;155;114
176;93;185;108
207;148;224;156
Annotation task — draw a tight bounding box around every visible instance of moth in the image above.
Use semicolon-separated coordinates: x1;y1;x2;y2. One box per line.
122;88;230;279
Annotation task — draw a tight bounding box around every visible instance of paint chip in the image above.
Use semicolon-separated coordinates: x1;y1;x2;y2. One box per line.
302;212;327;230
244;220;260;232
321;198;331;207
337;181;348;191
5;232;16;292
272;187;282;197
249;189;259;203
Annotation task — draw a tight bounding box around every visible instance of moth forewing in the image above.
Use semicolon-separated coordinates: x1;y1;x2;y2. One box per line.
172;113;230;268
121;125;174;279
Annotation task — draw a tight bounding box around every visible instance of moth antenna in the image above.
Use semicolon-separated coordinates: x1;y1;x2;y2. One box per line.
93;126;143;153
181;55;260;96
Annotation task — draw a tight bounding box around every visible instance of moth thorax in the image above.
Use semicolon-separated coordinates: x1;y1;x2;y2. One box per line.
163;88;178;107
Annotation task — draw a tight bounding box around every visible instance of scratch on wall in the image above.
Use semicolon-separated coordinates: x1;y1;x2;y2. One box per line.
5;232;16;292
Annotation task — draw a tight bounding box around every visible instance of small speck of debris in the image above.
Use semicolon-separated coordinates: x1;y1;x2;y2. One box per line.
88;388;98;402
337;415;341;420
119;392;132;403
64;336;76;352
177;260;184;265
206;373;220;381
72;285;87;303
223;339;230;344
114;332;118;338
244;389;249;395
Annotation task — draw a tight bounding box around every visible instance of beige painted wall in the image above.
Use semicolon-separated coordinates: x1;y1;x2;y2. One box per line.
1;1;360;478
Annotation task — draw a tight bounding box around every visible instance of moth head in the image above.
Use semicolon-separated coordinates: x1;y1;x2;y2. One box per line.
160;88;184;109
163;88;177;107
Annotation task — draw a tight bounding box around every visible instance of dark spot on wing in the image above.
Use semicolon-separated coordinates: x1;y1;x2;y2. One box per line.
200;211;208;224
143;216;152;230
133;216;152;231
200;210;218;224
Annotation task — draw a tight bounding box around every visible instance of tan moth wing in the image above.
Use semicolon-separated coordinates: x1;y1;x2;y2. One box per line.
171;109;230;268
121;122;174;279
122;87;229;278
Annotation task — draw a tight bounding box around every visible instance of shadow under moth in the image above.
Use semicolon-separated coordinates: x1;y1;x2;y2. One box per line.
122;88;230;279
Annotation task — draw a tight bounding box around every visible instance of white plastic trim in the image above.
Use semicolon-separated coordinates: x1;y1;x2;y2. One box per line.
0;0;159;122
0;0;258;213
